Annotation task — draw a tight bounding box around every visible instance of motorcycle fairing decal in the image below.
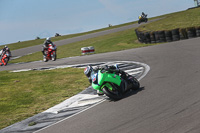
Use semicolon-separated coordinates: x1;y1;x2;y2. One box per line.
92;73;98;83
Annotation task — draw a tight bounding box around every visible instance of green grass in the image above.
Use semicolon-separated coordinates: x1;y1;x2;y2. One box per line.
137;7;200;31
0;68;90;129
0;21;137;51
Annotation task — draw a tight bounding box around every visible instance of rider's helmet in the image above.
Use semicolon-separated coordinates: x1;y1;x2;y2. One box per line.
4;46;8;51
84;65;93;78
46;37;51;41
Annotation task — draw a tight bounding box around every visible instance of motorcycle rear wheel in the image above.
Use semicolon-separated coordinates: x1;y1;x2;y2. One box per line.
145;18;148;23
132;77;140;90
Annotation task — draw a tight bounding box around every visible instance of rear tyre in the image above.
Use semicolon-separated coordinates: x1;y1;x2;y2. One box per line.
145;18;148;23
102;85;122;100
132;78;140;90
128;76;140;90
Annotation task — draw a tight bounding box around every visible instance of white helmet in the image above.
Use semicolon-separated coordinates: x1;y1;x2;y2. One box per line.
46;37;51;41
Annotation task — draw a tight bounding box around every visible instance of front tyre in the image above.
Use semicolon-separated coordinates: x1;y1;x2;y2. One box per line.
102;85;122;100
4;58;8;66
43;56;47;62
52;51;56;61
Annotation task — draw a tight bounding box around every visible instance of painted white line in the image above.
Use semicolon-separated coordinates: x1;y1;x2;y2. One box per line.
128;70;143;75
44;93;104;114
125;67;143;72
34;99;106;133
11;69;32;72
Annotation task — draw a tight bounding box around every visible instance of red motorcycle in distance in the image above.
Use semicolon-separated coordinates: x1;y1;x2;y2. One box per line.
0;52;11;66
43;44;57;62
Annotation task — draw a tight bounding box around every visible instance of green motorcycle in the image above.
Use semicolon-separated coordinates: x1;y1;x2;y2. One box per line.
84;65;140;100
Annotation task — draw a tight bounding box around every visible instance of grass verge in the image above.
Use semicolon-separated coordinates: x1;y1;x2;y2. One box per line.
0;21;137;51
0;68;90;129
10;28;159;63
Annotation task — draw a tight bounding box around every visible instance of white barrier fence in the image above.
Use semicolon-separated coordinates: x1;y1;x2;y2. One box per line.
81;46;95;55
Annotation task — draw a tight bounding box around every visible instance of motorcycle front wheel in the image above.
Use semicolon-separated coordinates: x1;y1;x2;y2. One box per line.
4;58;8;66
102;84;123;100
43;56;48;62
51;51;56;61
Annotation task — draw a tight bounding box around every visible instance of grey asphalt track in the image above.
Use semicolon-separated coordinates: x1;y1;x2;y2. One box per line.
34;38;200;133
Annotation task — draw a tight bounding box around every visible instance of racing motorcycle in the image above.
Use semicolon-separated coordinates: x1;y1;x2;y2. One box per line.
43;44;57;62
138;14;148;24
84;65;140;100
0;51;11;66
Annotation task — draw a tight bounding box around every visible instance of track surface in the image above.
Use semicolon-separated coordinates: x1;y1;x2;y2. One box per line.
31;37;200;133
2;36;200;133
2;20;200;132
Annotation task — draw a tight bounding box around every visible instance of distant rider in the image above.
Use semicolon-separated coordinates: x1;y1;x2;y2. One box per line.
42;37;55;56
141;12;146;18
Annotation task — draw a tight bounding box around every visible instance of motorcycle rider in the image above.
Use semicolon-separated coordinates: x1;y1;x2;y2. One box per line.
42;37;55;56
84;64;128;95
0;45;11;66
141;12;146;18
84;64;128;82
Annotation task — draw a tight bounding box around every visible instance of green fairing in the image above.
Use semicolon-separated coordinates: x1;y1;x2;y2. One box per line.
92;70;121;92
